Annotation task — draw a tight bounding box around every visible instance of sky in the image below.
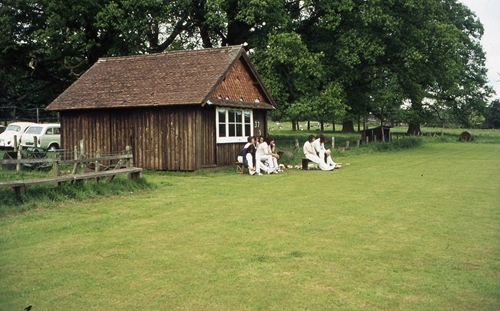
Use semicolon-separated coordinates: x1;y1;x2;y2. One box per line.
459;0;500;101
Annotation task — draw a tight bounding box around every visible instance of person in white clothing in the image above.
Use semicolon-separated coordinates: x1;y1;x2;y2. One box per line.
256;136;277;174
268;137;283;172
303;135;333;171
237;136;255;163
246;144;271;175
313;134;341;168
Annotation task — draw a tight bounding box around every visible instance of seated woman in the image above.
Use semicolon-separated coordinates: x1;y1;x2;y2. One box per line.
303;135;333;171
256;136;278;174
313;134;341;169
268;137;283;172
245;144;272;175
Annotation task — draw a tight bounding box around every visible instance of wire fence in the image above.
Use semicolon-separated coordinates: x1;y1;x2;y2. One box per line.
0;107;59;124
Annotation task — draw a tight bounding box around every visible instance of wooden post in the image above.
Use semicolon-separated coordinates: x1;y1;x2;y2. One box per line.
95;150;100;182
331;137;335;149
80;140;86;174
294;139;299;151
126;146;133;168
345;141;350;149
71;145;79;175
366;136;369;144
53;151;60;186
356;140;360;148
14;135;21;172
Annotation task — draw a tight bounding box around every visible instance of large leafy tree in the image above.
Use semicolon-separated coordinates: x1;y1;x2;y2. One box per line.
0;0;190;114
0;0;492;132
486;99;500;128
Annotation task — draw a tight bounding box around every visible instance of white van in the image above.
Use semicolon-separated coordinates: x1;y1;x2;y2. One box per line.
20;123;61;150
0;122;37;149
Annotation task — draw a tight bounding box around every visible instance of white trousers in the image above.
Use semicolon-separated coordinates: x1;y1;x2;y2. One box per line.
256;154;275;173
305;153;333;170
318;150;336;167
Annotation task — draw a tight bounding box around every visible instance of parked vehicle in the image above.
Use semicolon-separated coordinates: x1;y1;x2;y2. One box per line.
20;123;61;150
0;125;5;133
0;122;37;149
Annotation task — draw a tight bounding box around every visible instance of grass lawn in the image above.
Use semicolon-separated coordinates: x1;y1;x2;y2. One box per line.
1;141;499;310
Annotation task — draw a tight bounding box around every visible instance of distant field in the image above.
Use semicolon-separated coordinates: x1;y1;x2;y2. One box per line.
1;140;499;310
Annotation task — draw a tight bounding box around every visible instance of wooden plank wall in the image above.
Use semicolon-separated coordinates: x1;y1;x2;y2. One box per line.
60;106;268;170
200;107;216;167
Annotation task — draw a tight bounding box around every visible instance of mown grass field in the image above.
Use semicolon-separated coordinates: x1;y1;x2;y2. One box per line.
1;130;499;310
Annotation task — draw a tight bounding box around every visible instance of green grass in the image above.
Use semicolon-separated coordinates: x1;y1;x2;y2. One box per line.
1;142;499;310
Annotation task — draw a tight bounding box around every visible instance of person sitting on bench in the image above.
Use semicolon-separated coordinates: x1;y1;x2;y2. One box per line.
256;136;278;174
237;136;255;164
303;135;333;171
245;144;273;175
313;134;341;169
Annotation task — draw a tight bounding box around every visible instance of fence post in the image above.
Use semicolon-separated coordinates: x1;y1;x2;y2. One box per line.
53;151;60;177
79;140;86;174
331;137;335;149
95;150;100;182
14;135;21;172
126;146;133;168
356;140;360;148
71;144;79;175
345;141;349;149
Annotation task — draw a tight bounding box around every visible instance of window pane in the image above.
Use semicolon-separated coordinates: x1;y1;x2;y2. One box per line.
218;109;226;123
219;124;226;137
245;124;251;135
236;124;242;136
244;111;251;123
229;124;235;137
228;110;235;123
235;110;242;123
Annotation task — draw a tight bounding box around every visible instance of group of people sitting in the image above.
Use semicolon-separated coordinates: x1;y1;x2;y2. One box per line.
237;136;283;175
237;134;341;175
303;134;341;171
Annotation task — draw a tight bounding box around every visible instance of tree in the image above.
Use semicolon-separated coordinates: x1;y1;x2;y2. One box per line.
0;0;492;131
486;99;500;128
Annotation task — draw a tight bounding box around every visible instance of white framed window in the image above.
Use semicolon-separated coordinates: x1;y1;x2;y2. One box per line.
216;107;253;143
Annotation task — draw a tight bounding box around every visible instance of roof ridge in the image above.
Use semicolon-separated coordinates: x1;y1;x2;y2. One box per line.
98;45;243;62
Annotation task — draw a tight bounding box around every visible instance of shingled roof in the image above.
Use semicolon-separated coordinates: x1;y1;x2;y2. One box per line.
46;46;276;111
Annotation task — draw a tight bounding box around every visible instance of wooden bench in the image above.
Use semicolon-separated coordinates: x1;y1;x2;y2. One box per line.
235;162;246;174
301;158;312;170
0;167;143;196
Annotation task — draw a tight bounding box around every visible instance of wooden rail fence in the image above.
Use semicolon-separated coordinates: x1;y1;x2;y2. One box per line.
1;141;142;196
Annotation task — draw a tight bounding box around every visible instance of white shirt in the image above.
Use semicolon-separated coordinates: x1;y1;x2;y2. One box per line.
256;142;269;156
312;139;324;154
303;141;316;155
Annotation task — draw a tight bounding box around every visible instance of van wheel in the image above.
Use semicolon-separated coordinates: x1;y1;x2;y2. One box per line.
48;144;59;151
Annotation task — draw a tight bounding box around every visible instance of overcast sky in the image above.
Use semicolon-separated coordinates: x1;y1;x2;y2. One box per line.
459;0;500;101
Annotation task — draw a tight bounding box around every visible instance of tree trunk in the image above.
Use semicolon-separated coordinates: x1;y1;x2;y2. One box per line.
292;121;297;131
320;121;324;132
307;120;310;131
407;123;421;135
342;120;355;133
